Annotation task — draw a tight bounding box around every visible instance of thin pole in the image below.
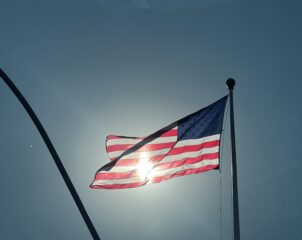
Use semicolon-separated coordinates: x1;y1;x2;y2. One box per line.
0;68;101;240
226;78;240;240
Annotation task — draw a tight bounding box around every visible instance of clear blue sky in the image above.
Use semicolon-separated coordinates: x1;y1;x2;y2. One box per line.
1;0;302;239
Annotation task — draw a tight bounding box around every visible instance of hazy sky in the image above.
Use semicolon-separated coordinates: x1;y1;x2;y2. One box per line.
1;0;302;239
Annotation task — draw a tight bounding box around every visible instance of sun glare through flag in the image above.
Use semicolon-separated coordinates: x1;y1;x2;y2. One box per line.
91;96;228;190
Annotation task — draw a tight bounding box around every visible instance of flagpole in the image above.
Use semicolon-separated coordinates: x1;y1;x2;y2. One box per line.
0;68;101;240
226;78;240;240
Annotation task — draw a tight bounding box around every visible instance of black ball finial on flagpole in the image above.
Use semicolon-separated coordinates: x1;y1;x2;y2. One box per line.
226;78;236;90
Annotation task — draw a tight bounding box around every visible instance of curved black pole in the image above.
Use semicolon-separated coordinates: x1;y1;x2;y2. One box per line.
0;68;101;240
226;78;240;240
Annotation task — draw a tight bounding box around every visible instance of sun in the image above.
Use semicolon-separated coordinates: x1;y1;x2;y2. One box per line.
137;152;153;179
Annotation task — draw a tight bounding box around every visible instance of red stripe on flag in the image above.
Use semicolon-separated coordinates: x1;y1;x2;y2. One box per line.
91;181;146;190
107;142;176;152
107;135;141;140
91;164;218;189
94;153;219;180
114;155;164;166
106;128;177;142
149;164;219;184
158;128;178;137
153;152;219;171
167;140;219;155
107;136;217;154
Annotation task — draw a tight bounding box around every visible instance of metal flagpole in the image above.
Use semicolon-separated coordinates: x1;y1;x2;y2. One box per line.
226;78;240;240
0;68;101;240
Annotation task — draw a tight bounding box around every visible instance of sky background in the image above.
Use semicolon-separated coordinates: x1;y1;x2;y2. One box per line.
1;0;302;239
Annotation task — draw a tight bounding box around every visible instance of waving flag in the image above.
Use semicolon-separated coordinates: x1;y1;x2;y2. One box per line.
91;96;228;189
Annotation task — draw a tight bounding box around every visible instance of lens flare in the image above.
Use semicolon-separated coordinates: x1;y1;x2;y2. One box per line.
137;152;153;179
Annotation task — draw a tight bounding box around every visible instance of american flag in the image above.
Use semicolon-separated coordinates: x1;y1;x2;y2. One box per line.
91;96;228;189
